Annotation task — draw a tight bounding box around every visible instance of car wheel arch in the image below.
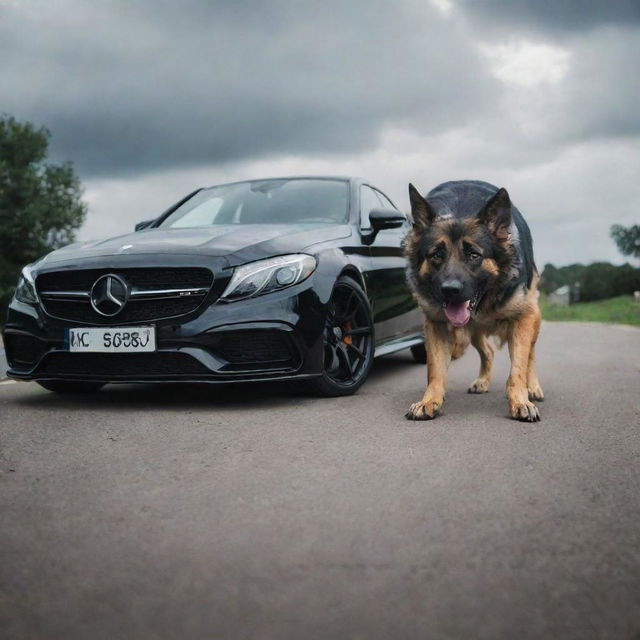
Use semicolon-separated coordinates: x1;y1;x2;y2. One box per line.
311;249;368;302
338;266;367;295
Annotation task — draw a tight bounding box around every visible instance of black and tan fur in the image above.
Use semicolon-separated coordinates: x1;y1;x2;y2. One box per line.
405;180;543;422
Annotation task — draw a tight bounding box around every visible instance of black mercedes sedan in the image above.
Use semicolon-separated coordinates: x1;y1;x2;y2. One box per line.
3;176;425;396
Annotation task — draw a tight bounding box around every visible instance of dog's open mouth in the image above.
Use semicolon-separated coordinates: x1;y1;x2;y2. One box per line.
443;294;480;327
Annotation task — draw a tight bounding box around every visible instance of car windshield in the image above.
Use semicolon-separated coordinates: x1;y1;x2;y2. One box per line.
158;178;349;228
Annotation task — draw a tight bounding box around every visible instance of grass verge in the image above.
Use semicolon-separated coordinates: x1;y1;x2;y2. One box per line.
541;294;640;326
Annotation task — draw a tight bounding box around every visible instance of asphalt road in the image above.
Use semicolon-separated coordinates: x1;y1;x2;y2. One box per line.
1;322;639;640
0;340;7;380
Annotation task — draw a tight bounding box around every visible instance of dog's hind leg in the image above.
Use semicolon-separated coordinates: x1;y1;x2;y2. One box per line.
527;308;544;402
468;329;494;394
451;328;470;360
406;319;451;420
506;311;541;422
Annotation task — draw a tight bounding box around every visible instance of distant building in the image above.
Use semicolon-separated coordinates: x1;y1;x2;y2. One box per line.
549;285;571;306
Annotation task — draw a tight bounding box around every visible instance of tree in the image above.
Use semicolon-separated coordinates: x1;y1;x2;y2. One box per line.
610;224;640;260
540;261;640;302
0;115;87;323
540;263;586;295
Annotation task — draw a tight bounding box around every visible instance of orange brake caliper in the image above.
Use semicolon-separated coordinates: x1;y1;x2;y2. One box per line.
342;321;353;345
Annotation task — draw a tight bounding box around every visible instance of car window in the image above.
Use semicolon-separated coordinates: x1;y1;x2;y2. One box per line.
374;188;408;226
360;186;385;229
159;179;349;227
169;197;224;228
373;189;398;211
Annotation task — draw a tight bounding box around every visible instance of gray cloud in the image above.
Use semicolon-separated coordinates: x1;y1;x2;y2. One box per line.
1;0;497;178
454;1;640;146
3;0;640;270
458;0;640;33
560;27;640;141
3;0;639;182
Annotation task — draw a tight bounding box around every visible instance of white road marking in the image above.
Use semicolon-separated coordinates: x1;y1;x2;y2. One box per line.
0;379;17;385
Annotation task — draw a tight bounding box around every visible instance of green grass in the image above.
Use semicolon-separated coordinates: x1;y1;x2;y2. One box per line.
541;294;640;326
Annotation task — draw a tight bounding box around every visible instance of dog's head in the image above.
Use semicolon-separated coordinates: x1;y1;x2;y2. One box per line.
405;183;514;327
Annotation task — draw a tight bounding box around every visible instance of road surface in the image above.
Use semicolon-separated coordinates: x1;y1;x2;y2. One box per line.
1;322;639;639
0;338;6;380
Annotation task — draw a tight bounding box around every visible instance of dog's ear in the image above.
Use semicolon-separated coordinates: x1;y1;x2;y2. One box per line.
479;187;512;240
409;183;436;230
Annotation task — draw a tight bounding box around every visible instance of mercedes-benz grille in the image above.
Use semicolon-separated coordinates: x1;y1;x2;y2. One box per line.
36;268;214;324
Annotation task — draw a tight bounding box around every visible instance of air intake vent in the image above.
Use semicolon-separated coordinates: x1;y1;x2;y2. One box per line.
37;352;212;377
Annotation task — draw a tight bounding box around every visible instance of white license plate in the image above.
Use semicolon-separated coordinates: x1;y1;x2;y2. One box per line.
67;326;156;353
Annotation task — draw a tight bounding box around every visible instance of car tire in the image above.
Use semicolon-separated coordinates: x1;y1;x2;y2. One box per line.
309;275;375;397
37;381;105;394
410;343;427;364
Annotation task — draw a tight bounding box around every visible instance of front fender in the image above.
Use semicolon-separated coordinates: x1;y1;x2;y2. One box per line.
311;247;370;304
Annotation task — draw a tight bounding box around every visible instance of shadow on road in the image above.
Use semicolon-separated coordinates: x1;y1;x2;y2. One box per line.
9;351;420;412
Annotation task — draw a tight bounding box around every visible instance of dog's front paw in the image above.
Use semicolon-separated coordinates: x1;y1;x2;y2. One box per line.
528;383;544;402
405;399;443;421
468;377;490;394
510;400;541;422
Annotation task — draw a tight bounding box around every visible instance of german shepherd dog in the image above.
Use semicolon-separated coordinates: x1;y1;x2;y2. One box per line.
404;180;543;422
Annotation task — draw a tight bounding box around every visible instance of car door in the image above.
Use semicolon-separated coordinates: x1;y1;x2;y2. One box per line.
360;185;423;346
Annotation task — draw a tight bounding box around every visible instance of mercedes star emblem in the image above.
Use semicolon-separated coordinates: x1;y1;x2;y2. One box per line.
90;274;129;316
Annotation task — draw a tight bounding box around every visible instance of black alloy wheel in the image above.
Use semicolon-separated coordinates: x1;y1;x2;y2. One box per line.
310;275;374;397
37;381;105;394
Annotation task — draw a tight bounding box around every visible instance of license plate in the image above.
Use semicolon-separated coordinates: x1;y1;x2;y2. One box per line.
67;326;156;353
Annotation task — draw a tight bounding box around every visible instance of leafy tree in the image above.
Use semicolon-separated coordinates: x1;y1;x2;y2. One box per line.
541;261;640;302
0;115;87;323
610;224;640;260
540;263;586;295
539;263;560;293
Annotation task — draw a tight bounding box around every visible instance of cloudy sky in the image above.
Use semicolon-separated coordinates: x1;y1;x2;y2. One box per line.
2;0;639;266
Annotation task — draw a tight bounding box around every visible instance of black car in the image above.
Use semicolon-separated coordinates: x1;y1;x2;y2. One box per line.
3;176;425;396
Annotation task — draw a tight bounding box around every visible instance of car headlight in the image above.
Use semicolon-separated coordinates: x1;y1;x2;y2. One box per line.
14;266;39;305
220;254;317;302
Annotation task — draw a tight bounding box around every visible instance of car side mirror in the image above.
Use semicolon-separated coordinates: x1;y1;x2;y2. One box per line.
135;219;154;231
363;208;406;245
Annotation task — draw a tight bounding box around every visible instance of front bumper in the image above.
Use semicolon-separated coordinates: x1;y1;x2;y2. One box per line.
3;281;327;384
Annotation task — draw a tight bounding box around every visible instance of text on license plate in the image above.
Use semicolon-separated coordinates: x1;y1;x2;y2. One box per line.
67;326;156;352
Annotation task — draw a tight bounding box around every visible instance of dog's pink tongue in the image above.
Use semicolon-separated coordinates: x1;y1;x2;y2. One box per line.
444;300;471;327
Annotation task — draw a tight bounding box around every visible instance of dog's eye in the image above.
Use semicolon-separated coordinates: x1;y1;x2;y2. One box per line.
468;251;481;261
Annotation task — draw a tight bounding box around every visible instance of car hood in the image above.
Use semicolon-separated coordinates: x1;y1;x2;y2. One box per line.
39;224;353;267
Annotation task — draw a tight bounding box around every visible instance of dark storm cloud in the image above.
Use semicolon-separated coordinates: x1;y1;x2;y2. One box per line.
561;28;640;141
0;0;496;178
453;0;640;148
458;0;640;33
476;25;640;149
